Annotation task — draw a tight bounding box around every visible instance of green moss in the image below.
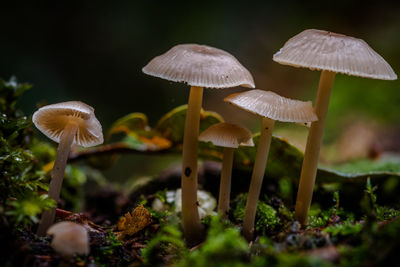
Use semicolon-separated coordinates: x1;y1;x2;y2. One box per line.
324;221;363;237
307;205;332;228
376;206;400;221
0;77;56;227
141;222;187;266
178;216;250;267
339;218;400;266
232;193;280;235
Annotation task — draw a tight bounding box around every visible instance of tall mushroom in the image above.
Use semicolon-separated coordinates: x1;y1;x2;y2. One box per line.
199;122;254;219
225;89;317;241
143;44;254;245
273;29;397;225
33;101;103;236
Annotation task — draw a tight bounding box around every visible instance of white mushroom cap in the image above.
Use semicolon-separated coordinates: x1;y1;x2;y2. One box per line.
273;29;397;80
199;122;254;148
142;44;255;89
224;90;318;123
32;101;103;147
47;221;90;257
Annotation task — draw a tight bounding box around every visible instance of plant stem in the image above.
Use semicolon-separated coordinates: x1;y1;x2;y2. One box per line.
295;70;336;225
181;86;204;246
37;122;78;236
218;147;234;219
243;117;275;241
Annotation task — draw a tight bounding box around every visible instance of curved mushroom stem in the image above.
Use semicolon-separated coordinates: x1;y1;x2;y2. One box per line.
243;117;275;241
37;122;78;236
218;147;235;219
181;86;204;246
295;70;336;226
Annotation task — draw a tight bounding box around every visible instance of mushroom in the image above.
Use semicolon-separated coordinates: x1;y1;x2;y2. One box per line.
143;44;254;245
199;122;254;219
224;89;317;240
273;29;397;225
47;221;90;257
33;101;103;236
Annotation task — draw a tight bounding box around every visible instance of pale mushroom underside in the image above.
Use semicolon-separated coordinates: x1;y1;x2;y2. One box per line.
143;44;255;89
199;122;254;148
273;29;397;80
32;101;103;147
225;90;318;123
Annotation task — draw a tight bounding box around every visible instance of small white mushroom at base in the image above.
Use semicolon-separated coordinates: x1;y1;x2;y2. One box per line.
47;221;90;257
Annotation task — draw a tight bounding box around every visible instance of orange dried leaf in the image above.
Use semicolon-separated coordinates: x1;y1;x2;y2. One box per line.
118;205;152;240
138;135;172;150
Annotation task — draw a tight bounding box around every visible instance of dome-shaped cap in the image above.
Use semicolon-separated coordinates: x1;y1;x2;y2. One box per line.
33;101;103;147
47;221;89;256
224;90;318;123
142;44;255;89
199;122;254;148
273;29;397;80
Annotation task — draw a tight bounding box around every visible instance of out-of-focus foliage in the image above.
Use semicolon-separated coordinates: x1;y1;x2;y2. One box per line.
105;104;224;152
0;77;55;227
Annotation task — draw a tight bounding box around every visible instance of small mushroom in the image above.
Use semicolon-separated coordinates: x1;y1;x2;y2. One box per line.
199;122;254;219
143;44;254;245
273;29;397;225
47;221;90;257
225;89;317;240
33;101;103;236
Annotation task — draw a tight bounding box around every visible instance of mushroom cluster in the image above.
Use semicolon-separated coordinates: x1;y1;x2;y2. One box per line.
33;29;396;248
225;90;317;240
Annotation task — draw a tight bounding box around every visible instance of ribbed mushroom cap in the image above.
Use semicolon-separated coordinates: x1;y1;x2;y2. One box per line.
142;44;255;88
273;29;397;80
224;90;318;123
47;221;90;257
32;101;103;147
199;122;254;148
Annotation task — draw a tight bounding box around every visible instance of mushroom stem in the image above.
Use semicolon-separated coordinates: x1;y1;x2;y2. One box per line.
243;117;275;241
218;147;235;219
181;86;204;246
295;70;336;225
37;122;78;236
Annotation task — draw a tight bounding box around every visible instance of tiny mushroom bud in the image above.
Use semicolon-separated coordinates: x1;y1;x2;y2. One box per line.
47;221;90;257
273;29;397;226
199;122;253;219
33;101;103;236
143;44;254;246
225;89;317;241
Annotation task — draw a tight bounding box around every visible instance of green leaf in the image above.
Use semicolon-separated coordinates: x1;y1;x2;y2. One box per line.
154;104;224;144
317;157;400;183
106;112;148;140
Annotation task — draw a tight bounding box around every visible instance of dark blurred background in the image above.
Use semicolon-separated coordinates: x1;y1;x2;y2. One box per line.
1;0;399;181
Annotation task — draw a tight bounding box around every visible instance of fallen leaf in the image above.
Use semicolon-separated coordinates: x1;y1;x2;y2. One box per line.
118;205;152;240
